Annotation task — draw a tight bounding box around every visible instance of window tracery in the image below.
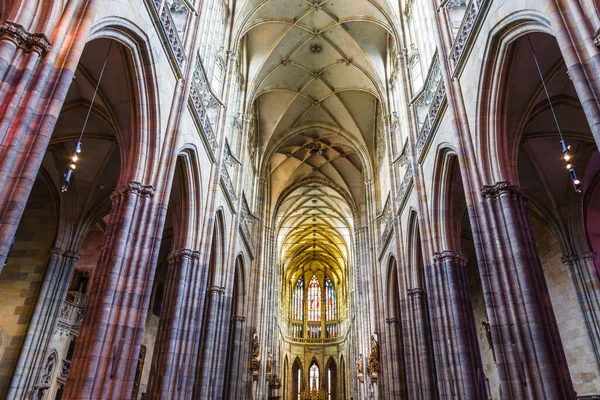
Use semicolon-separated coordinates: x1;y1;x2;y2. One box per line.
308;275;321;322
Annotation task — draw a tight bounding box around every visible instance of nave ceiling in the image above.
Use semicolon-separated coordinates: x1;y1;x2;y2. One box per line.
235;0;399;283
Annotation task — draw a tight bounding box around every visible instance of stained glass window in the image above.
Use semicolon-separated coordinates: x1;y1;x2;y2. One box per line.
292;277;304;320
310;361;320;390
308;275;321;322
325;276;337;321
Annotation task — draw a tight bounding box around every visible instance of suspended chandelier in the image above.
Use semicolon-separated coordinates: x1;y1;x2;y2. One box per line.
61;41;113;192
527;36;581;193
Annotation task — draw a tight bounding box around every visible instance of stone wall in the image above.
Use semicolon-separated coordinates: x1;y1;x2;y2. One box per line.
0;178;57;397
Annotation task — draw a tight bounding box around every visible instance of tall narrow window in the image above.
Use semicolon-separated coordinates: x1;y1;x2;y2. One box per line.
297;367;301;400
310;361;320;391
325;276;336;321
292;277;304;320
308;275;321;322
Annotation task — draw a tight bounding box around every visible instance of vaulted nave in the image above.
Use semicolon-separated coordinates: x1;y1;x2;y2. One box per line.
0;0;600;399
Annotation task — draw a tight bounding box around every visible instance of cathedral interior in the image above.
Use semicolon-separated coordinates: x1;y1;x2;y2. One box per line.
1;0;600;399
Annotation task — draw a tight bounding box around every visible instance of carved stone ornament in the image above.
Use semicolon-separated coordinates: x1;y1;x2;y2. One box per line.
480;181;526;204
356;353;364;382
368;334;380;380
250;331;260;379
266;352;273;381
481;319;495;362
0;21;51;56
110;181;156;203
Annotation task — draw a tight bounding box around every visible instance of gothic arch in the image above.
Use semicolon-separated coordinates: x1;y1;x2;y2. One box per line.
476;12;555;184
87;20;162;185
406;210;425;289
207;209;227;287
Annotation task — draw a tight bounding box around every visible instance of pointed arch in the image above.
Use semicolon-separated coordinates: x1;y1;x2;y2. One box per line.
326;357;337;400
406;210;425;289
309;358;320;391
292;357;304;400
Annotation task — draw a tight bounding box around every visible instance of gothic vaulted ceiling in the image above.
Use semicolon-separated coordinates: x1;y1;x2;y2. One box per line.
236;0;397;282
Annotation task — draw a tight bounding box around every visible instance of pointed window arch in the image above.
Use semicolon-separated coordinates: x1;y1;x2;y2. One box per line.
292;277;304;320
325;275;337;321
308;275;321;322
309;360;320;391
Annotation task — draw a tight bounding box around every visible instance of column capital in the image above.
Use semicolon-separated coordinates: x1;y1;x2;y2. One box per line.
481;180;527;202
385;317;399;324
232;316;247;323
561;254;580;265
110;181;156;203
581;251;597;261
49;247;64;257
433;250;467;266
63;251;80;261
0;21;51;56
207;285;225;295
407;287;425;298
167;249;201;262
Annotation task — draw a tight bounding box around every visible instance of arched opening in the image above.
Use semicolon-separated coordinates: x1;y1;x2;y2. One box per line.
499;32;600;394
325;358;337;400
309;359;320;392
385;256;408;397
292;358;303;400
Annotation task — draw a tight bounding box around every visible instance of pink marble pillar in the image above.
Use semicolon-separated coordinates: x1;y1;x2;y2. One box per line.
427;251;486;399
146;249;203;400
476;181;575;399
63;181;165;399
404;288;437;399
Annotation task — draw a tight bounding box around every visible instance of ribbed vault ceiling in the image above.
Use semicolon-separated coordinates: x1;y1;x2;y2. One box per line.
237;0;396;285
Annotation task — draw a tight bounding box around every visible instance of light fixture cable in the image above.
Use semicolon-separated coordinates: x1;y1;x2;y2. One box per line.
526;35;581;192
61;41;114;192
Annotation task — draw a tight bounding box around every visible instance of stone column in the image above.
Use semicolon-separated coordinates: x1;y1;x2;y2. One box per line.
0;1;98;270
476;181;575;399
427;251;486;399
194;284;227;399
7;248;79;399
542;0;600;150
146;249;202;399
385;317;407;398
404;288;437;399
561;252;600;370
224;316;247;399
63;181;163;399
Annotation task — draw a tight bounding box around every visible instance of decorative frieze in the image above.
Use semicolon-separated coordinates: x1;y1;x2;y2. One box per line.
396;165;413;211
239;194;258;253
152;1;186;67
0;21;51;56
416;78;446;159
167;248;201;262
449;0;489;69
220;164;237;203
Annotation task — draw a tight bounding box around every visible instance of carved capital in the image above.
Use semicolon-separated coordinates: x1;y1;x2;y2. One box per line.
111;181;156;203
433;250;467;266
232;315;246;323
481;181;526;203
594;28;600;47
561;254;580;265
49;247;64;257
385;317;399;324
168;249;201;262
0;21;50;56
63;251;80;261
207;285;225;295
581;251;597;261
407;287;425;298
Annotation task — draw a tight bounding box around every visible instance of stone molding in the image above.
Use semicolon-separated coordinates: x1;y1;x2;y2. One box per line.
207;285;225;294
167;249;201;262
407;287;425;298
480;181;527;203
110;181;156;203
0;21;51;56
232;316;246;323
385;317;399;324
433;250;467;266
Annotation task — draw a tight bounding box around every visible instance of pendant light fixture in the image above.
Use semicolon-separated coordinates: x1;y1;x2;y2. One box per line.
61;41;113;192
527;36;581;193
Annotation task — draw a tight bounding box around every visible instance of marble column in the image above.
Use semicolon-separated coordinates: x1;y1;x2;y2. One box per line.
0;0;98;270
224;316;247;399
146;249;202;399
7;248;79;399
542;0;600;150
384;317;407;398
476;181;575;399
427;251;486;399
561;252;600;370
404;288;437;399
63;181;163;399
194;284;227;399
